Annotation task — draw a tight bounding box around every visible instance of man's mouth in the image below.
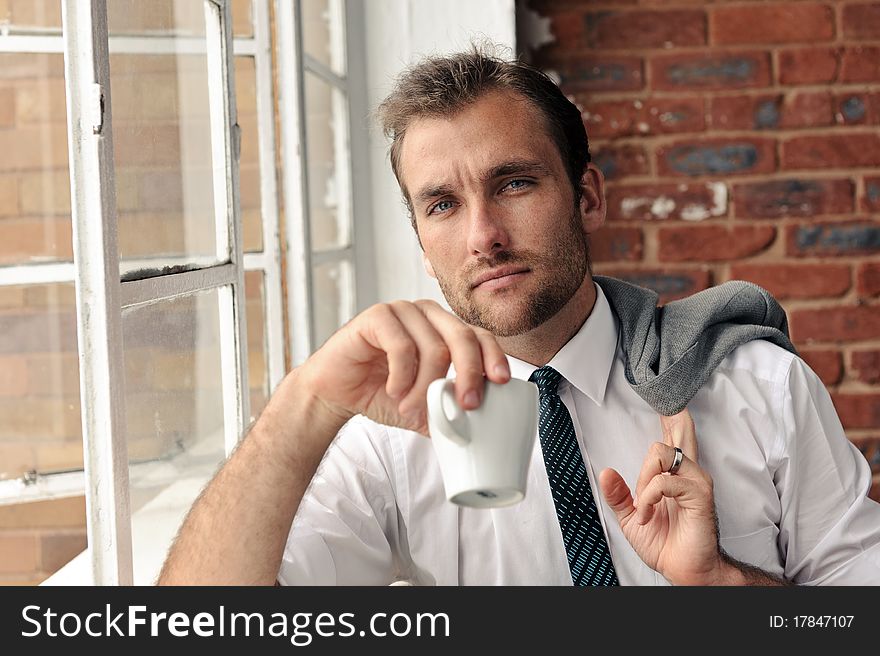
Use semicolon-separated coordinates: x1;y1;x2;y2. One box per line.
471;266;531;290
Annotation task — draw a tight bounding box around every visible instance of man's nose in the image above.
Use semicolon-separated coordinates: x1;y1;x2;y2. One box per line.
466;200;509;256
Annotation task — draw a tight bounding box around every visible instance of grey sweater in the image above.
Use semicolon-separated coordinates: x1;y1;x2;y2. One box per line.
593;275;798;416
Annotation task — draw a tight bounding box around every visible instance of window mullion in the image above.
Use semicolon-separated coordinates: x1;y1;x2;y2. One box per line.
61;0;133;586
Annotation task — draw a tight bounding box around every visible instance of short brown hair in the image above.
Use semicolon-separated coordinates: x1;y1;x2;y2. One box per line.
378;45;591;220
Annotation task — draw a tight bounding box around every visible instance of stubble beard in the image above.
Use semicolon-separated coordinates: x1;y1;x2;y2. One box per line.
435;208;590;337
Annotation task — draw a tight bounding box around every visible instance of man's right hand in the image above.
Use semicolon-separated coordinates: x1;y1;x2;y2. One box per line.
294;299;511;438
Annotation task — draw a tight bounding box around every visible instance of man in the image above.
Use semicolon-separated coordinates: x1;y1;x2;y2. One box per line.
158;49;880;586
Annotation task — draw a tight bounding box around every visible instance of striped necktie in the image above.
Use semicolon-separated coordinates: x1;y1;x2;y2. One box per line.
529;366;619;586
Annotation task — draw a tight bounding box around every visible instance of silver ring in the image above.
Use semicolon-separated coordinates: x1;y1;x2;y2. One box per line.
667;447;683;475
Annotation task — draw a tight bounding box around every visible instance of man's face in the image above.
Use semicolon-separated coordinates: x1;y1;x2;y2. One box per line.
397;89;601;337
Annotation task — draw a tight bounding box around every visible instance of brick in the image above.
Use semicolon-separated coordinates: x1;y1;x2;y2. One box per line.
593;144;649;180
710;92;833;131
590;227;643;262
0;534;38;574
732;179;855;219
858;262;880;297
652;51;771;91
659;225;775;262
842;3;880;39
10;0;62;28
864;177;880;212
0;218;72;264
39;531;87;572
0;356;28;397
799;349;844;386
581;97;704;139
657;138;776;178
606;181;728;222
15;79;67;124
831;394;880;430
0;309;77;355
787;221;880;257
712;3;834;45
595;268;711;303
0;87;14;127
19;170;71;216
27;352;80;396
0;496;86;529
778;48;840;85
792;305;880;342
0;53;64;80
852;350;880;385
0;174;19;217
113;125;181;167
0;445;36;483
532;8;588;52
0;397;81;440
552;56;644;92
34;441;83;474
840;47;880;83
0;124;69;172
835;92;880;125
585;10;706;49
783;134;880;170
729;263;851;300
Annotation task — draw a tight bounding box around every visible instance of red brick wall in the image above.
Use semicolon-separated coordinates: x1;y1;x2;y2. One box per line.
522;0;880;499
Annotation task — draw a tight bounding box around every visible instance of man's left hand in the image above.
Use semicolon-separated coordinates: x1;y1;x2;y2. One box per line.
598;409;737;586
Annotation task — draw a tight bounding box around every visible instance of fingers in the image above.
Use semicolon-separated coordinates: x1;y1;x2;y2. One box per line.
415;300;510;409
659;408;698;462
633;441;702;504
634;466;714;525
598;468;635;525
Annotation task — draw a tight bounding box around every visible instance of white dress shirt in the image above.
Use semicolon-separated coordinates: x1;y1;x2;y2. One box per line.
279;284;880;585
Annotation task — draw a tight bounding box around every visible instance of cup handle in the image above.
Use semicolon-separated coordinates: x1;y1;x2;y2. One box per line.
427;379;470;446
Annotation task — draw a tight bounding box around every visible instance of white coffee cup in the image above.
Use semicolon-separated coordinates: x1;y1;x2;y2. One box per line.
427;377;539;508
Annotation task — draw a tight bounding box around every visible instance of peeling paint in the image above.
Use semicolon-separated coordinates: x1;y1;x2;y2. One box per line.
708;181;728;217
681;204;711;221
621;196;676;220
516;0;555;51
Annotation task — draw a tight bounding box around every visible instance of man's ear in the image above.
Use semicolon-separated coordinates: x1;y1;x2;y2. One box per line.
578;163;606;235
422;253;436;279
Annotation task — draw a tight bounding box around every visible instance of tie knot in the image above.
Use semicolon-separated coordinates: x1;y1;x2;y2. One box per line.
529;366;562;397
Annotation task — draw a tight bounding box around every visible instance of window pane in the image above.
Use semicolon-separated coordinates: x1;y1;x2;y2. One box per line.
245;270;268;420
312;258;352;347
302;0;346;76
305;72;350;251
0;0;61;31
0;53;72;265
122;288;227;582
0;283;81;481
106;0;204;37
108;4;220;265
236;56;262;253
232;0;253;38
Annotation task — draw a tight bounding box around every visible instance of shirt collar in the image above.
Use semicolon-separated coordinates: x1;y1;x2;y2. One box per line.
507;282;619;407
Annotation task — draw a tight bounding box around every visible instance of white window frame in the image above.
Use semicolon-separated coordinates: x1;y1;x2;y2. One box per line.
0;0;367;584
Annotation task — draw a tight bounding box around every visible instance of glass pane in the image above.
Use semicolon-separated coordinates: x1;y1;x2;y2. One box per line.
108;3;221;265
245;270;268;420
0;496;87;585
302;0;346;76
122;288;226;583
305;72;350;251
0;53;72;265
231;0;253;38
0;283;81;481
106;0;204;37
236;56;262;253
0;0;61;31
312;258;352;348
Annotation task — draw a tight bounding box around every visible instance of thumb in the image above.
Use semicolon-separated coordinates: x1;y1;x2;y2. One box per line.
599;468;635;524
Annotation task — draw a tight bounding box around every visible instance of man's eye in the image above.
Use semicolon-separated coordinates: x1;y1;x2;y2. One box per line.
504;179;530;191
429;200;455;214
